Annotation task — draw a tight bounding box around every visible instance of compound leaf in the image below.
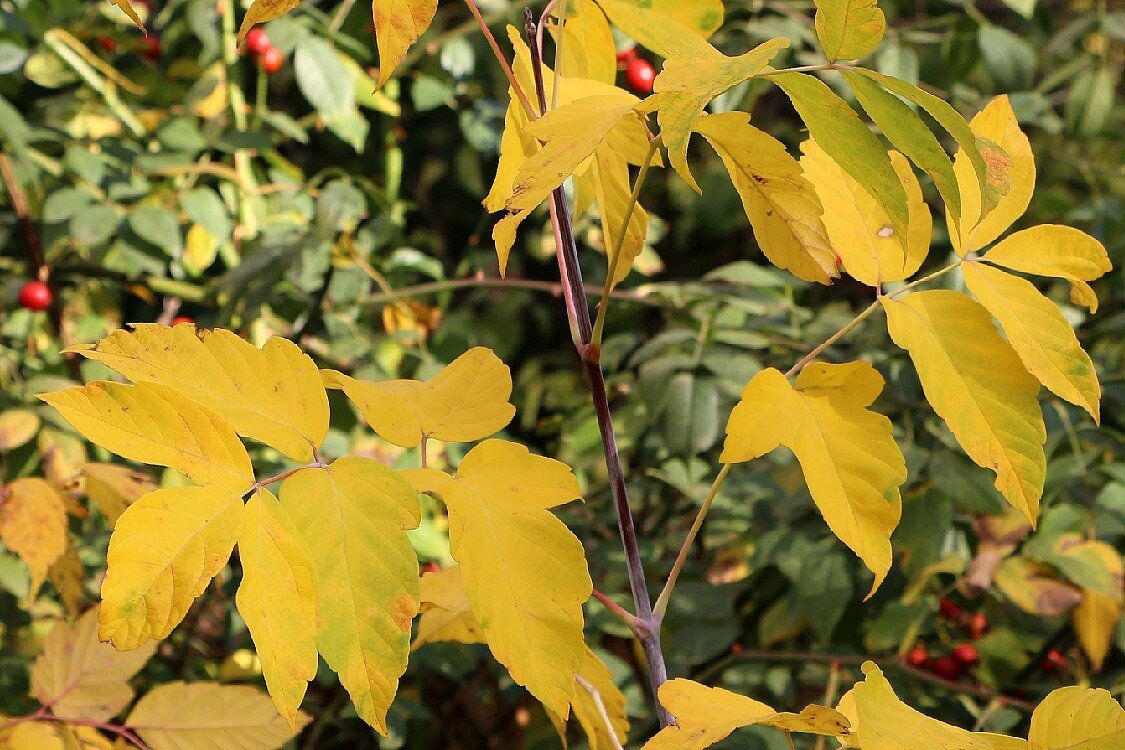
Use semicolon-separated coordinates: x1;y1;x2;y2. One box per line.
982;225;1112;313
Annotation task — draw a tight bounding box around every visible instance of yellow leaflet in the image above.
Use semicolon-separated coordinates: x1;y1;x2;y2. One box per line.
0;478;67;599
652;38;789;192
127;682;309;749
695;113;836;283
982;225;1112;313
30;607;156;721
814;0;885;61
962;262;1101;422
405;439;591;719
592;145;649;289
237;0;302;44
183;223;218;276
371;0;439;88
47;540;84;620
949;95;1034;254
235;489;318;729
1028;686;1124;749
40;381;253;486
323;347;515;447
5;722;69;750
413;567;486;649
554;0;617;84
100;483;247;649
571;645;630;750
801;139;930;285
69;325;329;462
108;0;146;30
1070;543;1123;672
644;678;848;749
594;0;720;58
883;291;1046;523
81;462;157;528
840;662;1027;749
280;457;420;735
0;409;39;450
720;363;905;594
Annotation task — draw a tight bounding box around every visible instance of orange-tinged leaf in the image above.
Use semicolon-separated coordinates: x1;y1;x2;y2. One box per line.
99;483;247;649
883;291;1045;523
81;462;157;528
413;567;485;649
814;0;885;61
280;458;419;735
30;607;156;721
695;113;836;283
405;439;591;719
40;381;253;487
108;0;146;30
70;325;329;462
0;409;39;451
238;0;302;44
720;363;905;594
0;478;68;599
1028;686;1124;749
963;262;1101;422
371;0;438;88
982;225;1112;313
235;489;318;729
323;347;515;447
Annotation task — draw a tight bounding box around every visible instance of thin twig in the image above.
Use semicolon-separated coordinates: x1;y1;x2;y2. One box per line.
462;0;537;117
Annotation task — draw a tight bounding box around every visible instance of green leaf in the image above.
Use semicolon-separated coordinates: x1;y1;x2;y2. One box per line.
294;37;354;120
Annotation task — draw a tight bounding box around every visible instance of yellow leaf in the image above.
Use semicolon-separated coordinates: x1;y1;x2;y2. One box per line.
694;113;836;283
30;607;156;721
414;567;486;649
1070;542;1124;672
323;347;515;448
126;682;309;750
40;382;253;487
720;363;905;594
814;0;886;61
404;439;591;719
100;483;247;649
554;0;617;84
183;224;218;276
653;38;789;192
5;722;70;750
81;463;157;528
235;489;318;729
0;409;40;451
963;262;1101;422
572;646;629;750
108;0;146;30
47;539;85;619
594;0;721;58
280;457;419;735
883;291;1045;523
643;678;848;749
371;0;438;87
982;225;1112;313
801;140;930;285
0;478;68;599
591;145;649;288
950;95;1034;254
38;431;86;489
70;325;329;462
995;557;1082;617
237;0;302;45
1028;686;1124;749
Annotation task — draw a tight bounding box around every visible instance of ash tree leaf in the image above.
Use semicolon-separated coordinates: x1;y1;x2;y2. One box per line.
721;362;906;595
405;439;592;720
323;347;515;448
280;457;420;735
981;225;1112;313
0;478;68;599
30;607;156;721
695;113;837;283
962;262;1101;422
413;567;485;649
371;0;439;88
81;462;157;528
883;291;1046;524
68;325;329;462
235;489;319;729
554;0;617;84
587;145;650;288
1028;686;1125;749
570;646;630;750
0;409;39;450
99;483;248;650
593;0;723;58
1067;542;1124;672
238;0;302;45
814;0;885;61
127;682;309;750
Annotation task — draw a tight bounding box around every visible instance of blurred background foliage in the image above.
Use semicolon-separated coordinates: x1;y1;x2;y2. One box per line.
0;0;1122;747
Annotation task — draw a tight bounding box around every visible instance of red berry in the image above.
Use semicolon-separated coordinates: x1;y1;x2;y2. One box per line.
245;28;270;55
938;597;963;622
966;612;989;639
421;561;442;574
171;316;194;326
1042;648;1066;672
98;36;117;53
624;57;656;94
731;643;744;656
140;35;161;60
930;655;965;681
18;280;52;311
905;646;929;668
616;44;637;66
259;45;284;74
952;643;979;666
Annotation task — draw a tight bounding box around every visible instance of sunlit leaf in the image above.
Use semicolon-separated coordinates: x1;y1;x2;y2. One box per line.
982;225;1112;313
413;567;485;649
1028;686;1125;749
814;0;885;61
371;0;439;88
238;0;302;44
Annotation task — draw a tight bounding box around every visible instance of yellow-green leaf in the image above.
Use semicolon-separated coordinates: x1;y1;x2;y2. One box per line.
238;0;301;44
81;462;157;528
572;645;629;750
99;483;247;649
814;0;885;61
695;113;836;283
589;145;650;288
30;607;156;721
995;557;1082;617
405;439;591;719
963;262;1100;422
371;0;439;88
183;223;218;276
555;0;617;84
235;489;319;729
982;225;1112;313
594;0;722;58
720;362;905;594
0;409;39;451
280;458;420;735
1028;686;1124;749
108;0;146;30
413;567;486;649
1069;542;1123;672
883;291;1045;523
800;139;930;285
69;325;329;462
772;72;910;243
323;347;515;448
41;381;253;486
0;478;68;599
127;682;309;750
